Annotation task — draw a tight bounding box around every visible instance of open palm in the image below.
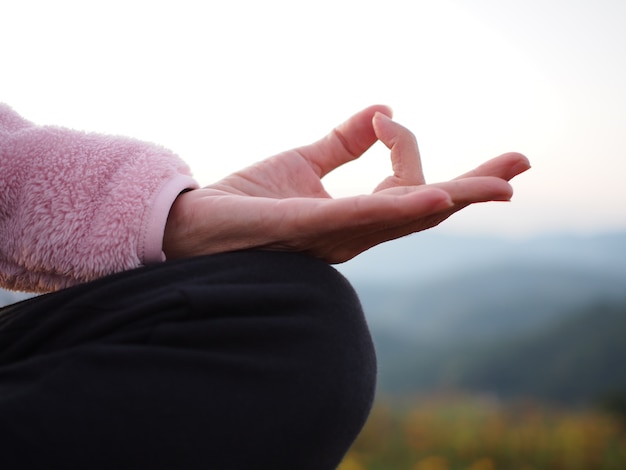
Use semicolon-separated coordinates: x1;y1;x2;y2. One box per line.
163;106;530;262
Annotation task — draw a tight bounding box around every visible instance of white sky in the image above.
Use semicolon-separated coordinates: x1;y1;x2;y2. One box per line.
2;0;625;238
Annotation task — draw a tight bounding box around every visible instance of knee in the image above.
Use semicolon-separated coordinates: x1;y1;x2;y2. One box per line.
157;252;378;467
202;251;378;461
267;253;378;459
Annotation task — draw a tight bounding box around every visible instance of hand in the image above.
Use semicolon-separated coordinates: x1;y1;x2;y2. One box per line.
163;106;530;263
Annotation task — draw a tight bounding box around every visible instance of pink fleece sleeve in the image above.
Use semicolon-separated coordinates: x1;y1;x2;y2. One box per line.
0;103;199;293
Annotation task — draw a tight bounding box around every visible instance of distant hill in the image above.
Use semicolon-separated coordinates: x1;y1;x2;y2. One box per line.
354;261;626;343
376;299;626;404
338;229;626;284
335;230;626;404
339;230;626;341
454;299;626;404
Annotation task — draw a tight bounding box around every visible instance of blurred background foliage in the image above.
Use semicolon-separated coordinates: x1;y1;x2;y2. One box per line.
340;395;626;470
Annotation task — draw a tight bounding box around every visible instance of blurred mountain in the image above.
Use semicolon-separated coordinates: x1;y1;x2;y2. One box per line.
337;230;626;340
338;230;626;284
336;230;626;403
456;299;626;404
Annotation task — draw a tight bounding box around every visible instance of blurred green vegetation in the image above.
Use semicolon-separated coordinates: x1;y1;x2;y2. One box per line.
340;395;626;470
374;299;626;405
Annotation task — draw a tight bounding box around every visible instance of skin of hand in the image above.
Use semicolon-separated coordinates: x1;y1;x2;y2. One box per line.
162;105;530;263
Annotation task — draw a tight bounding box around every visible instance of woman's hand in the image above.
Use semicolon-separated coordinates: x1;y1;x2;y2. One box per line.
163;105;530;262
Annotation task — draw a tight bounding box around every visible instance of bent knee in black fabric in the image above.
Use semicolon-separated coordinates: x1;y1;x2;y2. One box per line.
0;251;376;470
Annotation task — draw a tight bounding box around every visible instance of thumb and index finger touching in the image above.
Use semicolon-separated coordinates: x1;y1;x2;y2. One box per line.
300;105;426;189
299;105;392;178
301;105;529;191
292;106;529;239
289;106;452;231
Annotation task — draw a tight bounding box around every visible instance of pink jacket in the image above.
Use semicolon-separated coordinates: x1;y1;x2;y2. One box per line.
0;104;198;293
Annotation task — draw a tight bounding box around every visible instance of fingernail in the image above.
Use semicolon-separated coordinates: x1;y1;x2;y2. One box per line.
435;194;454;210
374;111;391;122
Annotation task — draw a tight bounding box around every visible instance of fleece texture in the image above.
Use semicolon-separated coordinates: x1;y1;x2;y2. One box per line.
0;104;198;292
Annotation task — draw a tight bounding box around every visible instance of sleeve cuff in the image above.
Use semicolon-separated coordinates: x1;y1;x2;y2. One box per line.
140;174;200;264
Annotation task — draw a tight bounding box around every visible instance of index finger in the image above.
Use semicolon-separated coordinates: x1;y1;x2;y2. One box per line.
372;112;425;189
297;105;392;177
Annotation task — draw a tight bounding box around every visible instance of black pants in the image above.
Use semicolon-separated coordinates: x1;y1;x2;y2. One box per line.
0;252;376;469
